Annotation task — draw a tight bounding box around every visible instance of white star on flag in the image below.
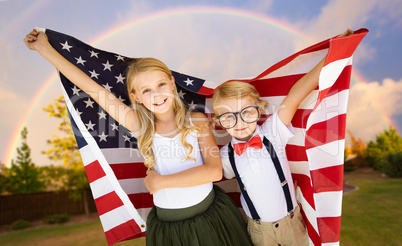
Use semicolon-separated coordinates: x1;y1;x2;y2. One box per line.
89;50;99;58
60;41;73;52
184;78;194;86
75;108;82;117
85;120;96;131
115;74;125;84
123;134;131;142
102;60;114;71
115;55;125;61
89;70;100;79
75;56;86;66
102;83;112;91
98;111;107;119
98;132;108;142
111;123;119;131
178;89;186;99
188;100;197;108
84;98;95;108
71;85;81;96
117;95;126;102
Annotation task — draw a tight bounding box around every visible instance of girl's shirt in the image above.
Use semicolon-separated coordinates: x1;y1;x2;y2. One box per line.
220;110;296;223
152;124;212;209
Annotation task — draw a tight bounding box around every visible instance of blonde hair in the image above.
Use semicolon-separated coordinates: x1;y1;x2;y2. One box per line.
211;81;269;123
126;58;198;168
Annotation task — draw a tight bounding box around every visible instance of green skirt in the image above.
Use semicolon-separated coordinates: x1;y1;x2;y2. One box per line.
146;185;252;246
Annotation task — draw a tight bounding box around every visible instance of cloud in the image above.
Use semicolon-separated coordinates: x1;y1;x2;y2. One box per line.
346;78;402;143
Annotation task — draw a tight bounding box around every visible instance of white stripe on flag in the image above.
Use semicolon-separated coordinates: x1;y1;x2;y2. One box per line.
306;90;349;129
262;49;328;79
202;79;223;91
319;57;353;91
80;145;96;166
288;161;310;177
90;177;115;199
102;148;144;164
118;178;148;194
307;140;345;170
288;127;306;147
314;191;343;217
100;206;135;232
322;242;340;246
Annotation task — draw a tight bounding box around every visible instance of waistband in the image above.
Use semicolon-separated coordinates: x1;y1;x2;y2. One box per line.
155;188;215;222
247;205;301;227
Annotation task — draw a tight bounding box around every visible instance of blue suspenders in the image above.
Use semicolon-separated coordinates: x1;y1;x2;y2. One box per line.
228;136;294;222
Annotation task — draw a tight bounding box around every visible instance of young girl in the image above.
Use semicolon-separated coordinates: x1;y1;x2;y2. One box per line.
212;29;353;246
24;29;252;246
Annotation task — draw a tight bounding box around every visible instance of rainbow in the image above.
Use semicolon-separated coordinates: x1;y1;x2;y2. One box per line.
3;6;396;166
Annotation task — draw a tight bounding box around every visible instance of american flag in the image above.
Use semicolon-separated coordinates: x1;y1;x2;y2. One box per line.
42;27;367;246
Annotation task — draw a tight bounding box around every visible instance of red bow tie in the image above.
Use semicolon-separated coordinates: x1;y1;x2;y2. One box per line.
233;135;263;156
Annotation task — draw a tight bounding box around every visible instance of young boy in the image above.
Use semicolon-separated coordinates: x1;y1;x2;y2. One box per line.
212;80;309;246
211;29;354;244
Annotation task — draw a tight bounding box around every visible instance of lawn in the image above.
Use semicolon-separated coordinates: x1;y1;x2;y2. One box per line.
340;178;402;245
0;219;145;246
1;168;400;245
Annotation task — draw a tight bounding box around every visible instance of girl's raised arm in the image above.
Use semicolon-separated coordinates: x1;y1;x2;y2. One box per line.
24;29;139;136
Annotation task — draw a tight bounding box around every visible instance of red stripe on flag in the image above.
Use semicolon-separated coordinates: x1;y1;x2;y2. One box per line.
292;109;313;129
311;165;344;193
110;163;147;179
326;66;352;97
198;86;214;96
84;160;106;183
305;114;347;149
104;219;143;246
127;192;154;209
301;207;322;246
317;216;342;243
286;145;308;162
325;29;369;66
251;74;305;96
292;174;315;210
94;191;124;216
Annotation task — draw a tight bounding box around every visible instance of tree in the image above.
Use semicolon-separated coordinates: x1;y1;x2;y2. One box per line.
4;127;46;194
0;163;7;194
364;126;402;170
43;96;90;215
344;130;367;170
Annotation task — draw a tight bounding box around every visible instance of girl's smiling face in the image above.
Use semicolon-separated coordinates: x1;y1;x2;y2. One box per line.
131;70;176;116
216;97;260;141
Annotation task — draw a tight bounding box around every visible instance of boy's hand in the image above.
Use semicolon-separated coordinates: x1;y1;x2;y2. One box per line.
337;29;354;37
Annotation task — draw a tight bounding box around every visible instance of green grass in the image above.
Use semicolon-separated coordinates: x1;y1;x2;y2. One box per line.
340;179;402;246
0;219;145;246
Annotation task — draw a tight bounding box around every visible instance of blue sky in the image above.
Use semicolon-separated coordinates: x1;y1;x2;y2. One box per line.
1;0;401;166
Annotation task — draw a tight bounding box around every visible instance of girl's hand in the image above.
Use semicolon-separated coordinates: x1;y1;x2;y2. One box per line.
144;169;163;194
23;29;49;52
337;29;354;37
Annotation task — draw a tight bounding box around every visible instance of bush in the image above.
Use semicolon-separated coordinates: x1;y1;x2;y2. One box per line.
42;213;71;224
381;153;402;178
11;219;31;230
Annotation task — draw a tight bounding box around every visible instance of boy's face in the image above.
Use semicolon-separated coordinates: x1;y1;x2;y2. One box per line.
216;98;260;141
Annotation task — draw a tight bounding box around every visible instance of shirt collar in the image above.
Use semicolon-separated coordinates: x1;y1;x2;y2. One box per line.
231;125;262;144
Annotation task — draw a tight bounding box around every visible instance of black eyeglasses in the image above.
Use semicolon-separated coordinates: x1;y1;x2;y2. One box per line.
217;106;260;129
